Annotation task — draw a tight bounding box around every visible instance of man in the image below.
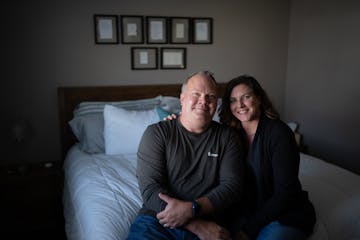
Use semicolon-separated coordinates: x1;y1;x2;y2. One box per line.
127;71;245;240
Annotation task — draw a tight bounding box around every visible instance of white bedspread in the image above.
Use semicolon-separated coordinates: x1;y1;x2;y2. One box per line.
63;145;142;240
63;145;360;240
299;153;360;240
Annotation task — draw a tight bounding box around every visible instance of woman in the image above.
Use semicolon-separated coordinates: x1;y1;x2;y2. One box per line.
219;75;316;240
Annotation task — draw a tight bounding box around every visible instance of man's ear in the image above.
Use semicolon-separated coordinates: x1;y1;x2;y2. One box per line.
180;93;184;104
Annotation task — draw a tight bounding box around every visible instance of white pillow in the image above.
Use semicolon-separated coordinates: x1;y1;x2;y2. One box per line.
74;96;162;117
103;105;160;155
287;122;298;132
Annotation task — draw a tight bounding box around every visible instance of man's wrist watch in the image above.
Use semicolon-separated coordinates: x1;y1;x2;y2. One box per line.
191;200;201;217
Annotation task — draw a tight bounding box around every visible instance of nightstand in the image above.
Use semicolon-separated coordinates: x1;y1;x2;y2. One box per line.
0;161;66;239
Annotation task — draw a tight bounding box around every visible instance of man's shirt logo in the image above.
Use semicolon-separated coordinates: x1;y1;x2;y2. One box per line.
207;152;218;157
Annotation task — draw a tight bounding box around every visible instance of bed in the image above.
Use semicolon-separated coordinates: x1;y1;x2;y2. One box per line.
58;84;360;240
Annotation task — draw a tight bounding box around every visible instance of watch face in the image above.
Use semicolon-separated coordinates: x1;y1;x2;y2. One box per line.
192;200;200;217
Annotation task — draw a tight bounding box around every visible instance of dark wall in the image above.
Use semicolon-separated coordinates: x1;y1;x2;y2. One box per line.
1;0;290;166
285;0;360;174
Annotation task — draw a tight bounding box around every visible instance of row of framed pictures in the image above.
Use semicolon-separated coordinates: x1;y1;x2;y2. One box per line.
132;47;186;70
94;15;213;44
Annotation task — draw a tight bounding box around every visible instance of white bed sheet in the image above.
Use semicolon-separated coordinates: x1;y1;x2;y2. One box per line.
299;153;360;240
63;145;360;240
63;144;142;240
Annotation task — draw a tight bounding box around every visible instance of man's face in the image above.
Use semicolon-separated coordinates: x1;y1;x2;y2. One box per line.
180;74;218;125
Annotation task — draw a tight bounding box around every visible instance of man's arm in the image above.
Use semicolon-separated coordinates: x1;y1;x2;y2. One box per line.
155;128;245;228
205;130;245;214
157;193;232;240
185;218;232;240
156;194;214;228
139;123;214;226
137;124;170;213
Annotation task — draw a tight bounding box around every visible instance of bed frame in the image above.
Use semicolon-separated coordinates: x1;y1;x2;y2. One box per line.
57;83;227;160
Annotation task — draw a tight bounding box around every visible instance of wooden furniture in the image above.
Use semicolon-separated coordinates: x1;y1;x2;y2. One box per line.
0;162;65;239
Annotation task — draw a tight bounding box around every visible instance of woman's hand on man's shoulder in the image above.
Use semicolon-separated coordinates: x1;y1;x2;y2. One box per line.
163;113;178;121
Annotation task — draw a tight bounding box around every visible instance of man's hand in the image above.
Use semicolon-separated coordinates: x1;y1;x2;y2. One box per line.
185;219;232;240
156;193;192;228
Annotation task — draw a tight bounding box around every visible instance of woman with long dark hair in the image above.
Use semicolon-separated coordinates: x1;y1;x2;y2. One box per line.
220;75;316;240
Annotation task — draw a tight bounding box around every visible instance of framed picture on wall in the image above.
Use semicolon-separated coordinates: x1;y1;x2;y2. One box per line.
131;47;158;70
192;18;213;44
160;48;186;69
94;15;119;44
120;15;144;44
170;17;190;44
146;16;168;44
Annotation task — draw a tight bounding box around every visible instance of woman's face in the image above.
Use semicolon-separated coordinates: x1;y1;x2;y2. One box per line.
229;84;261;123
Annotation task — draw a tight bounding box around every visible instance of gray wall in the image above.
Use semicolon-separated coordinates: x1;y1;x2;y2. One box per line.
3;0;359;175
1;0;290;166
285;0;360;174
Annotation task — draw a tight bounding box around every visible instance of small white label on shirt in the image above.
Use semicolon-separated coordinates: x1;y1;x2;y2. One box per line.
208;152;218;157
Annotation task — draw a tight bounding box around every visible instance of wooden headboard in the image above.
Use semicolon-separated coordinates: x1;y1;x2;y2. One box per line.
57;83;227;160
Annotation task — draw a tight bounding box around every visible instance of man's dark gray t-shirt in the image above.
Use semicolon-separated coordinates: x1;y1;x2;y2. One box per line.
137;118;244;221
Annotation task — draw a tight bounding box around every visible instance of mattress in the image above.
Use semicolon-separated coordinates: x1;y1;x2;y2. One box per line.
63;145;360;240
63;145;142;240
299;153;360;240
